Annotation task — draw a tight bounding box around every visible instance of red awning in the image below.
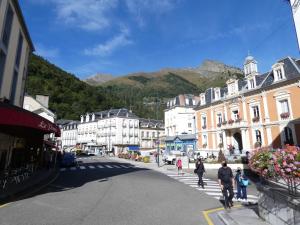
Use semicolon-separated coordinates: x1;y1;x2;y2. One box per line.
0;103;60;137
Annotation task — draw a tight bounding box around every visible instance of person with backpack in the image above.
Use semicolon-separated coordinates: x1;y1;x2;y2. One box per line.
235;167;242;200
239;174;249;202
195;158;205;188
176;158;183;175
218;160;235;209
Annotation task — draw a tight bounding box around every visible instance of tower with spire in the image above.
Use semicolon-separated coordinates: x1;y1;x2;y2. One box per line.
243;53;259;77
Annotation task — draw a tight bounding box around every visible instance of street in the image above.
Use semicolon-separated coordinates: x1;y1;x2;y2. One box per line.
0;156;259;225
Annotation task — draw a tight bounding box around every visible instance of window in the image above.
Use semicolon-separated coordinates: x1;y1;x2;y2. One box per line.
255;130;262;143
141;131;144;137
284;127;294;145
152;132;155;138
249;79;255;89
146;132;149;138
276;69;283;80
188;123;192;128
0;50;6;88
280;99;289;114
217;113;222;124
232;110;239;120
2;4;14;48
203;135;207;144
252;106;260;118
9;70;18;103
15;33;23;69
230;84;235;93
202;116;207;128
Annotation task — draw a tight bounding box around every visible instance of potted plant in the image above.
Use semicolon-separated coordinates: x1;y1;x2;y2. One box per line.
252;116;260;123
228;144;235;155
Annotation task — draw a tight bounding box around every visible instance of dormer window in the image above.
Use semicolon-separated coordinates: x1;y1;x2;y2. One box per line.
272;62;285;82
249;79;255;89
200;93;206;105
215;88;220;100
185;98;189;105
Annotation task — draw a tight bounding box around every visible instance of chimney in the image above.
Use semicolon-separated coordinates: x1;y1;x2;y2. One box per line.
36;95;49;108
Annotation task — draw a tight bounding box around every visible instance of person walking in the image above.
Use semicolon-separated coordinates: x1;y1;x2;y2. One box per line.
240;173;249;202
195;158;205;188
218;160;235;209
235;167;242;201
176;158;182;175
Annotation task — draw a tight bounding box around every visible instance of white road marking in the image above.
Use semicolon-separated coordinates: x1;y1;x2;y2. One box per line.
80;166;86;170
120;165;129;168
97;165;104;168
60;168;66;172
106;165;113;168
89;165;95;169
113;165;121;168
70;167;76;171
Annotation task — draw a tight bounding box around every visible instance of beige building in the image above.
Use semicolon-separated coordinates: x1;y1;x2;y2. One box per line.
139;119;164;150
0;0;34;106
195;56;300;156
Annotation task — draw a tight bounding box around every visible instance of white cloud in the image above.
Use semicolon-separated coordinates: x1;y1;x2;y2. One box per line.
43;0;118;31
35;43;60;59
84;27;133;56
125;0;181;27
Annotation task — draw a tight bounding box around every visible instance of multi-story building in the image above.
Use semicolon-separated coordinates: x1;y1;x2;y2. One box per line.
0;0;34;106
195;55;300;156
139;119;164;150
165;94;199;136
97;109;139;155
77;113;98;147
61;121;79;149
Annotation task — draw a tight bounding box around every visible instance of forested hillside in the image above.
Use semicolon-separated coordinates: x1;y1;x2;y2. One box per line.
26;54;243;120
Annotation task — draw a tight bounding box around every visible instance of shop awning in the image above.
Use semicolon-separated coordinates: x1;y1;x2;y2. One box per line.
0;103;60;137
128;146;139;151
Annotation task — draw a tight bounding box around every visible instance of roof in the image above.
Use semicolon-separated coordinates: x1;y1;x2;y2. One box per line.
165;134;196;142
11;0;34;51
195;56;300;110
139;118;164;128
56;119;73;126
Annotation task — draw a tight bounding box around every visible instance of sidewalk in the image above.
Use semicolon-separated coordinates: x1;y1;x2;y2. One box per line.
0;168;59;204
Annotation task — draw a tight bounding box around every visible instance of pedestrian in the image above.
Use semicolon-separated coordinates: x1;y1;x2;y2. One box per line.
235;167;242;201
176;158;182;175
195;158;205;188
218;160;235;209
239;173;249;202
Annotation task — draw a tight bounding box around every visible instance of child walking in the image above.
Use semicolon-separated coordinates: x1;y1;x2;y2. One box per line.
240;174;249;202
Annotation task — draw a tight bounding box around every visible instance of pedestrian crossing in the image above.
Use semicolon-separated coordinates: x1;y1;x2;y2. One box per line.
60;164;136;172
162;172;259;203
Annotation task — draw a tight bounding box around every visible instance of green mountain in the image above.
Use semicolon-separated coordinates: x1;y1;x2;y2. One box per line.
26;54;243;120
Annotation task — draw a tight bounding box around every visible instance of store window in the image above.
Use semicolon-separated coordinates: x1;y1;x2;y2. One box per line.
284;127;294;145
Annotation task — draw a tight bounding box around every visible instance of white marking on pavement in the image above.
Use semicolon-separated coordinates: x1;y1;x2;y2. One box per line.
80;166;86;170
106;165;113;168
89;165;95;169
120;165;129;168
70;167;76;171
97;165;104;168
113;165;121;168
60;168;66;172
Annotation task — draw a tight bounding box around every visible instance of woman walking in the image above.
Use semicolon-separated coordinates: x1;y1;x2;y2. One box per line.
195;158;205;188
176;158;183;175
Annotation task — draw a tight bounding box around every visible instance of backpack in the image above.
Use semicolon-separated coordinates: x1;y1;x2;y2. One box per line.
240;178;249;186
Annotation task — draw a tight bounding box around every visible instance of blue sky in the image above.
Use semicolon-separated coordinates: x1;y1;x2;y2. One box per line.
19;0;299;79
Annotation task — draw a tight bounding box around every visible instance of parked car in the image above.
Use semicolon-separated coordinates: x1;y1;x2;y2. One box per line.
61;153;77;167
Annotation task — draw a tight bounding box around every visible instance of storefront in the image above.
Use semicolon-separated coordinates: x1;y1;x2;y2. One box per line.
165;134;197;155
0;103;60;172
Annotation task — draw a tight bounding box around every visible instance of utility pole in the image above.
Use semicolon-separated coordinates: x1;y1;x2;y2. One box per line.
155;95;160;167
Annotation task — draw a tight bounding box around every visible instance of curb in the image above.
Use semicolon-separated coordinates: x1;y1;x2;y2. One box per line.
0;169;60;205
217;210;239;225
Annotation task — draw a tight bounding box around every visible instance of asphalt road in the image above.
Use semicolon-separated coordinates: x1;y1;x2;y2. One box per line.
0;157;237;225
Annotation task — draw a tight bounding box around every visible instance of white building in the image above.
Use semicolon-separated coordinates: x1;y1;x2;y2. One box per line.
139;119;164;150
165;94;199;136
61;121;79;149
23;95;55;122
77;113;98;147
96;109;139;155
290;0;300;50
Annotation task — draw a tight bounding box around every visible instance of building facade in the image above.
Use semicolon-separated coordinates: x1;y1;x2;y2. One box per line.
195;56;300;156
77;113;98;147
165;94;199;137
61;121;79;149
0;0;34;106
139;119;164;150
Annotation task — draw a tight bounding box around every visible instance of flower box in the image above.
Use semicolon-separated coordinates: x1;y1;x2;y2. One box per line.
280;112;290;119
252;117;260;123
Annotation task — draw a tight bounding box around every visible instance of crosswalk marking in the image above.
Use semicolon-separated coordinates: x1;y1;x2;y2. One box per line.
60;168;66;171
105;165;113;168
70;167;76;171
97;165;104;168
80;166;86;170
163;171;259;203
113;165;120;168
120;165;129;168
89;165;95;169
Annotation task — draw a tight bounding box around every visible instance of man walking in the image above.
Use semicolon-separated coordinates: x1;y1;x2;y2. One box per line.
195;158;205;188
218;161;235;209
